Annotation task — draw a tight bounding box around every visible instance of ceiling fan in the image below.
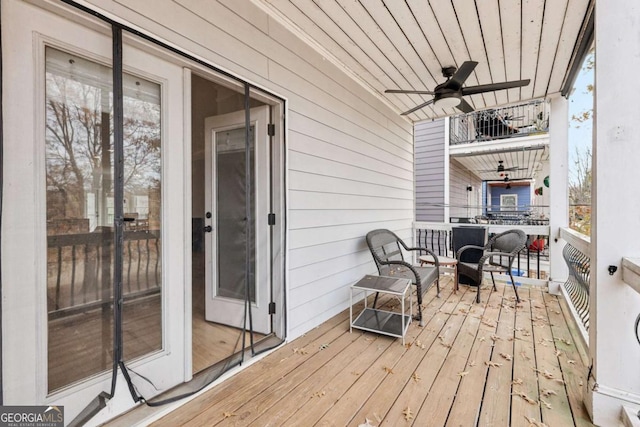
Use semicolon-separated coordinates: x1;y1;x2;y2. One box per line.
385;61;530;116
485;174;531;184
478;160;527;173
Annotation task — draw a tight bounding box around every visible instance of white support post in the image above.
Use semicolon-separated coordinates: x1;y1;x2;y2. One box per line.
548;95;569;295
588;1;640;424
444;117;451;224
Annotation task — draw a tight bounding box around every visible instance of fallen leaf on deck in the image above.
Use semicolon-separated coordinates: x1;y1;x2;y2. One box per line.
540;399;552;409
313;390;326;398
469;360;477;367
384;366;394;374
512;378;524;385
351;371;361;376
440;342;452;348
499;352;513;361
525;415;549;427
403;406;414;421
479;336;486;342
405;342;412;349
412;372;421;382
513;391;537;405
485;361;503;368
293;347;308;355
490;335;502;342
568;359;576;365
358;418;376;427
458;371;469;377
554;378;566;384
541;389;558;397
555;350;562;357
319;343;330;350
520;351;531;360
542;370;556;379
222;412;236;419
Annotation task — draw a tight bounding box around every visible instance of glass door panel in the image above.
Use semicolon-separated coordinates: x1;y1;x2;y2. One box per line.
216;126;255;302
45;46;163;392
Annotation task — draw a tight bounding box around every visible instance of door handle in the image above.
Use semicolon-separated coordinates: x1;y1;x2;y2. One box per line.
203;225;212;233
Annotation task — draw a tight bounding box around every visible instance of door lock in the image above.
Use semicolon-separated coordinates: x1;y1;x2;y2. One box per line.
203;225;212;233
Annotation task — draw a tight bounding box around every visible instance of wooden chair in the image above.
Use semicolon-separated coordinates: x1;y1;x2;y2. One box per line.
365;229;440;326
456;229;527;303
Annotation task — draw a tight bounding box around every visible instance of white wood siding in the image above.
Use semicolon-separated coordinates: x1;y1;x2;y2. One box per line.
88;0;415;339
414;120;445;222
449;159;483;220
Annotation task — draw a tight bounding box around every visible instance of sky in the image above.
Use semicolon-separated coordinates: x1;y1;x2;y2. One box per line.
567;52;594;183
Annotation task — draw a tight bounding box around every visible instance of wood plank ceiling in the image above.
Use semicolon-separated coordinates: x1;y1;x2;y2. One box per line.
253;0;593;121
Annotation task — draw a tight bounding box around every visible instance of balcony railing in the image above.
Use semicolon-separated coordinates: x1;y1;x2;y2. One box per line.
449;99;549;145
47;229;161;319
414;222;550;283
559;227;590;343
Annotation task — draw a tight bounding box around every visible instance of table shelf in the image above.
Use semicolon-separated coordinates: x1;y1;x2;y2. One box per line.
351;308;411;339
350;275;412;344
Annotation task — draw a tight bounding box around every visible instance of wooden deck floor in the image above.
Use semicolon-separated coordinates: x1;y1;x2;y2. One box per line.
153;278;594;427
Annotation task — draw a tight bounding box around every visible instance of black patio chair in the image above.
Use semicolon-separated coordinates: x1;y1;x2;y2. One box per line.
456;229;527;303
365;229;440;326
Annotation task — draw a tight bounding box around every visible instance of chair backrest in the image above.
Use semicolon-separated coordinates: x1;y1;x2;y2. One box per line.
491;229;527;254
452;226;487;262
365;229;405;273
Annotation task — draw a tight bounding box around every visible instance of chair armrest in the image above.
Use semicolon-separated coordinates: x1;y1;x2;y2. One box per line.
397;241;441;269
406;246;440;269
477;251;517;272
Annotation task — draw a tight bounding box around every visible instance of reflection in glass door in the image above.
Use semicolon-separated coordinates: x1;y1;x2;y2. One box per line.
45;46;162;392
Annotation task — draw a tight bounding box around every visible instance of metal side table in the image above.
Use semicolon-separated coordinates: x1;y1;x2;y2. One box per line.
350;275;412;345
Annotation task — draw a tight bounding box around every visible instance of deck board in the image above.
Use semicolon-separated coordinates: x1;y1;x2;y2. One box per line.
444;283;505;426
150;279;595;427
477;284;518;426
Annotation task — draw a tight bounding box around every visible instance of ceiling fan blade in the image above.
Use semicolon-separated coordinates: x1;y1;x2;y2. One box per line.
461;79;530;96
504;166;527;171
447;61;478;90
400;99;434;116
385;89;435;95
486;177;531;182
456;98;474;113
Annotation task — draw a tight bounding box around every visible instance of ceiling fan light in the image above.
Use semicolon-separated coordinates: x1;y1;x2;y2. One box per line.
435;94;461;109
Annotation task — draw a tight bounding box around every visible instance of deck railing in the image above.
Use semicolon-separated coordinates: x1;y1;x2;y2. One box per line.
449;99;549;145
559;227;591;339
413;222;550;284
47;229;161;318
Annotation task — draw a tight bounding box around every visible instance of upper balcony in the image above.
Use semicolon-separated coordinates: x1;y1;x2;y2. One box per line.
450;99;549;146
